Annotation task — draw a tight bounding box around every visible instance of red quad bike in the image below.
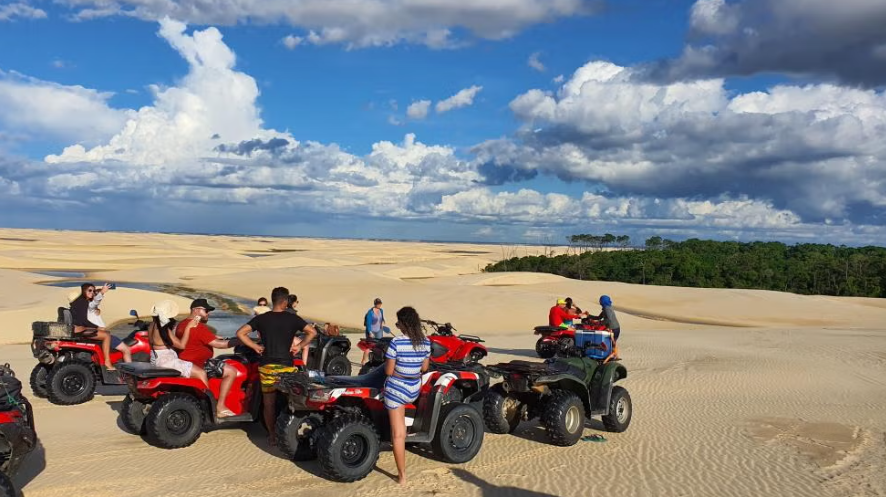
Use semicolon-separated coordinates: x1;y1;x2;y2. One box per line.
116;338;265;448
30;308;151;405
0;364;38;497
357;319;487;375
273;362;489;482
533;319;607;359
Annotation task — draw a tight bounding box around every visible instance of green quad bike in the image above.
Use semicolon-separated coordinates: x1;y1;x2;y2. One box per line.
483;357;631;446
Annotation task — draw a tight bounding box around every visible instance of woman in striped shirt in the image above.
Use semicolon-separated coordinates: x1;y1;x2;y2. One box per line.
384;306;431;485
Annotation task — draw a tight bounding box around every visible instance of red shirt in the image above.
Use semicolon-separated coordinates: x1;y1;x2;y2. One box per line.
175;320;217;368
548;305;579;327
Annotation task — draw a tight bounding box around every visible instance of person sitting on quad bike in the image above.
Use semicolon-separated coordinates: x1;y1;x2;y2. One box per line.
175;299;241;419
548;298;586;330
70;283;131;370
385;306;432;485
236;286;318;446
589;295;621;342
148;300;208;385
564;297;582;315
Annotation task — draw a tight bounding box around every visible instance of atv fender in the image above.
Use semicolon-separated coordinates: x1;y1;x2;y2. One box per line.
535;376;591;414
588;363;627;416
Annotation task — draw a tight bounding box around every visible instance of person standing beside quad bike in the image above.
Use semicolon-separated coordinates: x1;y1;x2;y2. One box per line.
589;295;621;343
70;283;132;370
235;286;318;446
385;306;432;485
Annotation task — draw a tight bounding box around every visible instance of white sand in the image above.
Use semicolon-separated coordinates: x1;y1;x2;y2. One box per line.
1;228;885;497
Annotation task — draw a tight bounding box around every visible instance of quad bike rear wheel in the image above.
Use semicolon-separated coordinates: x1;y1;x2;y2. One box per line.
541;390;585;446
0;471;15;497
46;361;96;405
601;386;632;433
121;394;149;435
483;384;522;434
145;393;204;449
432;403;484;463
316;413;380;482
535;338;556;359
29;363;50;399
324;354;352;376
276;412;323;461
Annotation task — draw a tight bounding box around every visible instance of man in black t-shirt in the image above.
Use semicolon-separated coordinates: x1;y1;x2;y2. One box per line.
236;286;317;446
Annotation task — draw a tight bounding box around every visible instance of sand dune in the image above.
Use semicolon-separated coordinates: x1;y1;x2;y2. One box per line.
0;228;884;497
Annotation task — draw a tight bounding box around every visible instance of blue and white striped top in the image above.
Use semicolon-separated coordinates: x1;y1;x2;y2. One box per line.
385;336;431;378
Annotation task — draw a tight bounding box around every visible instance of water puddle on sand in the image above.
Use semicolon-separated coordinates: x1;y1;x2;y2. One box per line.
28;270;89;278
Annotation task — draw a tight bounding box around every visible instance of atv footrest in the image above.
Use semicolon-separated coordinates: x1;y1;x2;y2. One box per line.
101;368;125;385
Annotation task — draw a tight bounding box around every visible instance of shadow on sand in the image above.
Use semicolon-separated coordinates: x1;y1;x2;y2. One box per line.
451;468;558;497
484;347;539;359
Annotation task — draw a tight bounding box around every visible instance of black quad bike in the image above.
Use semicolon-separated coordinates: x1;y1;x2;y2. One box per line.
294;327;353;376
483;356;631;446
0;364;38;497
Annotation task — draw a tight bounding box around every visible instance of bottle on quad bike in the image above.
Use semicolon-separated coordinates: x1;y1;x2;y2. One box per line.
0;364;39;497
483;349;631;447
116;337;267;448
273;361;489;482
357;319;487;375
29;308;151;405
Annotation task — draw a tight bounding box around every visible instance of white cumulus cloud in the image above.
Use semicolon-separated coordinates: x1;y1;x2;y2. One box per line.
0;2;46;21
528;51;546;72
435;85;483;113
406;100;431;120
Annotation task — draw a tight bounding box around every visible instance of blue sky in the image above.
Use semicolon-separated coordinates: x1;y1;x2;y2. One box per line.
1;0;885;245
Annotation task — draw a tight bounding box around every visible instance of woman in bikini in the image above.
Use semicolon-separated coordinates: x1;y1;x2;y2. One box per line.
147;301;209;386
384;306;431;485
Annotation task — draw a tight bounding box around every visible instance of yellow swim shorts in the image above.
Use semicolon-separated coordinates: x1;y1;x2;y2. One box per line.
258;363;299;393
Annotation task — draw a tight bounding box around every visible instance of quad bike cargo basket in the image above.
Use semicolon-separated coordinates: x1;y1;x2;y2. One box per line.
31;321;72;339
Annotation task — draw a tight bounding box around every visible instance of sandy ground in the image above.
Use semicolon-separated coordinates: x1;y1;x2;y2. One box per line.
1;228;885;497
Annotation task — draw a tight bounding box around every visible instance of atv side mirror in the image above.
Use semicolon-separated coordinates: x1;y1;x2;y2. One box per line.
129;309;138;317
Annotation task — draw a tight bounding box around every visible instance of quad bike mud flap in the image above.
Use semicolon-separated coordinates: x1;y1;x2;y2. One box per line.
588;362;627;416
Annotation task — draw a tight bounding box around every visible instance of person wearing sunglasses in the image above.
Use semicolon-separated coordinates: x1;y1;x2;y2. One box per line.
70;282;132;370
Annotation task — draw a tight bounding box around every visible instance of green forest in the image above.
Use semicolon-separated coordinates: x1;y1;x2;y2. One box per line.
484;235;886;297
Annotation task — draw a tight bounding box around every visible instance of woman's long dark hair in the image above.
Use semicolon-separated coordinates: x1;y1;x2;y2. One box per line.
151;316;178;349
78;283;95;302
396;306;426;349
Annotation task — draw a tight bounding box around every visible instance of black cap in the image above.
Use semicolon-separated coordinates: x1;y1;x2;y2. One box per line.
190;298;215;312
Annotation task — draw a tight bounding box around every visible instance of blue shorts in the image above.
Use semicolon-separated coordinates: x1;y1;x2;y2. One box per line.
110;335;123;349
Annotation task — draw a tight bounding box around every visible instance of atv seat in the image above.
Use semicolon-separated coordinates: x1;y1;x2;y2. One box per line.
327;365;386;389
458;334;484;343
534;326;561;334
118;362;182;378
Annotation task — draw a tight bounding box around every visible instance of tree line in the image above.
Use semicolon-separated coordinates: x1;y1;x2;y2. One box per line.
485;236;886;297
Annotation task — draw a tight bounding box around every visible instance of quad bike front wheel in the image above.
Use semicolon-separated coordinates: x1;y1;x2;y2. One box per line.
29;363;50;399
46;361;96;405
535;338;556;359
276;412;323;461
121;394;149;435
145;393;204;449
483;384;522;434
432;403;484;464
316;413;380;482
602;386;632;433
541;390;585;446
324;354;352;376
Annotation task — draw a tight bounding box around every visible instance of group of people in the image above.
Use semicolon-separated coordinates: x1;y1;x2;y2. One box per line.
69;283;430;485
549;294;621;341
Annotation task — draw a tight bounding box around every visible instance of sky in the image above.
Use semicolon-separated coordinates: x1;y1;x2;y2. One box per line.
1;0;885;245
